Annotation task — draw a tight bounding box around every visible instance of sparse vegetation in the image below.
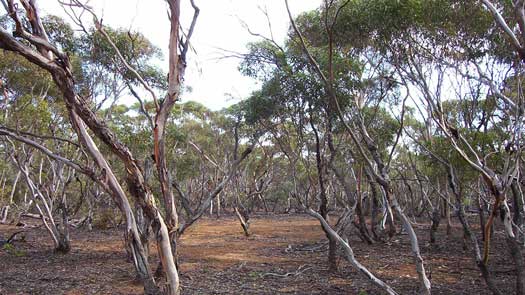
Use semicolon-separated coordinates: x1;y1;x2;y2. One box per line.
0;0;524;294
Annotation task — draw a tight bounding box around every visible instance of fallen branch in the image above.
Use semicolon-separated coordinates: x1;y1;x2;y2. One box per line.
306;209;399;295
262;264;312;278
285;241;328;253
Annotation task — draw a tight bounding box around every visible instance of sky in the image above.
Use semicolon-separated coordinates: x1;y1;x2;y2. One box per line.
39;0;322;110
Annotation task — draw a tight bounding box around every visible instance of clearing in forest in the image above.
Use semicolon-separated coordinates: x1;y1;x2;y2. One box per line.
0;214;514;294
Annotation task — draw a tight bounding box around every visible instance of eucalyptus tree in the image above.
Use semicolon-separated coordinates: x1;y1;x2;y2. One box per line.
404;110;504;292
8;139;76;252
241;38;346;271
239;0;504;292
361;1;525;293
276;1;441;293
0;28;84;251
237;1;414;292
0;12;155;292
0;0;202;293
323;1;524;293
400;50;524;295
166;101;257;236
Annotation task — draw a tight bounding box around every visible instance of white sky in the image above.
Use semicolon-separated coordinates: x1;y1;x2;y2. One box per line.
39;0;321;110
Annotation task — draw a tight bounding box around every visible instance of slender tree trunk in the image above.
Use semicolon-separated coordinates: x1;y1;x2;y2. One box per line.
512;181;523;229
367;174;381;240
69;112;160;294
507;235;525;294
309;113;337;271
391;197;431;295
445;195;452;237
216;193;221;218
355;168;373;244
447;168;501;295
479;196;487;241
430;208;441;245
1;170;20;224
234;206;250;236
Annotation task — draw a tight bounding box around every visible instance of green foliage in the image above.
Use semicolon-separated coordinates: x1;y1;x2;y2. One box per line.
2;243;25;257
82;26;165;89
330;0;507;61
0;51;57;99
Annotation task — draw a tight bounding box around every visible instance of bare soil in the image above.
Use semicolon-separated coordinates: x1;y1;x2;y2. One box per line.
0;214;517;294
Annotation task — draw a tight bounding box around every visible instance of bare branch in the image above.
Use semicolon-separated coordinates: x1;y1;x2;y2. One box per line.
180;0;199;61
481;0;524;58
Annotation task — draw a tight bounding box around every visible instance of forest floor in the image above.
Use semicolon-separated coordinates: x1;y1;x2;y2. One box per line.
0;213;517;294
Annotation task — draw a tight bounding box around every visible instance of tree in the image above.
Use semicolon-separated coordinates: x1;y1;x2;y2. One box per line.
0;1;199;293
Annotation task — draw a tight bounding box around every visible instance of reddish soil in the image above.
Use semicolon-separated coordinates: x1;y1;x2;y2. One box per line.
0;214;517;294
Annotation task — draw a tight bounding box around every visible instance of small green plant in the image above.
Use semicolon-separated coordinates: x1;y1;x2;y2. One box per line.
2;243;14;251
2;243;25;257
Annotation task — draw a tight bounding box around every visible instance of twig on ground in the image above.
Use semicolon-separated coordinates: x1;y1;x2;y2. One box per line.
262;264;312;278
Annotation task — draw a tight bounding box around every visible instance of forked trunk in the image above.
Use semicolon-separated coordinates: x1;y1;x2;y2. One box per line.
447;169;501;294
69;112;160;294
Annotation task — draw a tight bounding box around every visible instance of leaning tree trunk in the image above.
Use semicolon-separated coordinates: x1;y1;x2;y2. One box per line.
390;196;431;295
308;209;399;295
234;206;250;237
69;112;159;294
310;113;338;271
445;168;502;295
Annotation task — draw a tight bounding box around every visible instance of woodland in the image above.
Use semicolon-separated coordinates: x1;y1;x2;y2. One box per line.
0;0;524;294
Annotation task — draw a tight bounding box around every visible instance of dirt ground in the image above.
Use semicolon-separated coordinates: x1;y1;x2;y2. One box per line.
0;214;517;294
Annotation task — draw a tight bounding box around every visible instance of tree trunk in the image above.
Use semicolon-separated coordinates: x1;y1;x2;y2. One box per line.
430;208;441;245
234;206;250;236
56;201;71;253
392;198;431;295
447;168;501;295
370;181;381;240
512;181;523;229
216;193;221;218
1;170;20;224
507;235;525;295
69;112;160;294
479;196;487;241
355;185;373;244
445;196;452;237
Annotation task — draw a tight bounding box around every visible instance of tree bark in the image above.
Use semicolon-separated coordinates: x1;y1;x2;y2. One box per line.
69;111;160;294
